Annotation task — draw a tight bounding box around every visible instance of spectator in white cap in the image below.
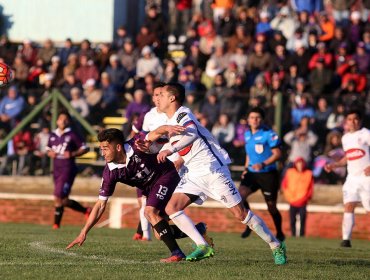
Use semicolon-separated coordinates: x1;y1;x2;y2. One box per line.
104;54;129;93
82;79;102;125
70;87;89;118
270;6;297;40
136;45;163;80
348;11;364;46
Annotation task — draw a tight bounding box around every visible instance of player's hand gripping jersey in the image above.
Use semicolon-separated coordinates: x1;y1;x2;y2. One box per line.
342;127;370;176
167;106;231;176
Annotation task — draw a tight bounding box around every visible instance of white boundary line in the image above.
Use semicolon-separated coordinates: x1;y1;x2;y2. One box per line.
28;241;158;264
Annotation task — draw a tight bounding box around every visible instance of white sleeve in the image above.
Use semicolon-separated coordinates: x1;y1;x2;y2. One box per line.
169;124;198;153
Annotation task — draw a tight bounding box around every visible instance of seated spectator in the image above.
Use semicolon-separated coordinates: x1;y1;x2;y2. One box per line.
308;57;333;99
256;10;272;36
75;54;99;85
60;73;82;100
136;25;160;52
95;43;113;73
326;103;345;132
270;6;297;40
0;86;25;133
286;27;308;53
212;113;235;151
96;72;119;123
308;42;333;70
284;117;318;165
77;39;95;60
337;59;367;93
228;24;252;53
184;91;201;117
313;97;332;147
63;53;78;80
8;127;34;175
291;94;315;128
27;58;46;88
202;59;223;89
48;56;64;87
136;46;163;81
249;74;271;108
282;157;314;237
352;42;370;74
33;124;51;175
347;11;364;46
125;89;150;120
105;54;129;93
229;43;248;74
163;59;178;84
313;130;345;184
200;91;220;127
58;38;77;66
112;26;130;51
246;42;271;84
36;39;57;66
70;87;89;118
268;30;287;54
0;35;17;65
318;12;335;42
17;39;37;66
117;38;139;76
231;116;248;164
83;79;102;114
12;54;29;89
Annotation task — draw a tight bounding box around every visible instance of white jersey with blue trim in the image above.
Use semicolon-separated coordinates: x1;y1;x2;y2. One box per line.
167;106;231;176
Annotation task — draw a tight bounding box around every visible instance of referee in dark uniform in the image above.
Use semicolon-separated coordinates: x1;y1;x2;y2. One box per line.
239;107;285;241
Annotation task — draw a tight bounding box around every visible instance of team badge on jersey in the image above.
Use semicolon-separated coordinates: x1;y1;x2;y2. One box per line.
255;144;264;154
177;112;187;123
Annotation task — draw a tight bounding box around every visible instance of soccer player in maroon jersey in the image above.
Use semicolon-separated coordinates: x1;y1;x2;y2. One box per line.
66;128;189;262
46;112;91;229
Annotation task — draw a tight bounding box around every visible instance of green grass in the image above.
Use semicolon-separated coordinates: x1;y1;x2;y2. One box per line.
0;223;369;280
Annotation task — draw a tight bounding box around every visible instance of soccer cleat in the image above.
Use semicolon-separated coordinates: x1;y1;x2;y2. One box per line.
241;226;252;239
186;245;215;261
52;224;60;230
272;241;287;265
160;252;186;263
132;233;143;240
340;240;351;248
84;207;92;220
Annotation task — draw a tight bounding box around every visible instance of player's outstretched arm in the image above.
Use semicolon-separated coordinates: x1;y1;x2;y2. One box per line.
66;199;107;249
324;155;347;173
146;125;185;142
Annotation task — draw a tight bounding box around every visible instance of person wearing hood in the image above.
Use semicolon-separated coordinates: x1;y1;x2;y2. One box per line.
0;86;25;132
282;157;314;237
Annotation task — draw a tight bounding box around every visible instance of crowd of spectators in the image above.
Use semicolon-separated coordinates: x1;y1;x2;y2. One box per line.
0;0;369;183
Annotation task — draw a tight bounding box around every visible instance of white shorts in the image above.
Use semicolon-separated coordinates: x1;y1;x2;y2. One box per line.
342;174;370;211
174;165;242;208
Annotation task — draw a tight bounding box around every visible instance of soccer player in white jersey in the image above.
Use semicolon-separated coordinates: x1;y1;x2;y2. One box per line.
143;83;287;264
325;109;370;248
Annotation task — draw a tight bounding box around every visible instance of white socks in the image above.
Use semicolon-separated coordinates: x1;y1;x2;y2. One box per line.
342;212;354;240
140;197;151;240
243;210;280;250
169;211;207;246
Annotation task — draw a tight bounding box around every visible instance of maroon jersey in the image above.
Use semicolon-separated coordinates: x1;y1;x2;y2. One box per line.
47;128;87;170
99;138;179;200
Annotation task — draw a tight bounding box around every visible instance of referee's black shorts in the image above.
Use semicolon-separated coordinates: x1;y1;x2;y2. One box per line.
240;170;280;201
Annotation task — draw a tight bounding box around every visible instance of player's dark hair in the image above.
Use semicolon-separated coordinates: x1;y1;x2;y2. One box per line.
166;82;185;105
98;128;125;144
58;110;71;120
345;108;362;120
248;107;265;119
153;81;166;90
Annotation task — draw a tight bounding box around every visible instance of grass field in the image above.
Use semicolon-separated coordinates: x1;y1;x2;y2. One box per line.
0;223;369;280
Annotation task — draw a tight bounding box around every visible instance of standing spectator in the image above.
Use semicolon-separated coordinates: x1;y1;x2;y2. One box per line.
143;4;167;41
136;25;160;53
46;112;90;229
172;0;193;36
282;157;314;237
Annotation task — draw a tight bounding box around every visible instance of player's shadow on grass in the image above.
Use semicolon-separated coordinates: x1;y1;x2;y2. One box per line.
328;259;370;267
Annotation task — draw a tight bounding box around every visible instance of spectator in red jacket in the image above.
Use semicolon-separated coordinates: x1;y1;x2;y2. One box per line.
337;59;367;93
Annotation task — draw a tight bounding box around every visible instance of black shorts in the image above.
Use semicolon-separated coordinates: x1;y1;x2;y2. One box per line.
240;170;280;201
